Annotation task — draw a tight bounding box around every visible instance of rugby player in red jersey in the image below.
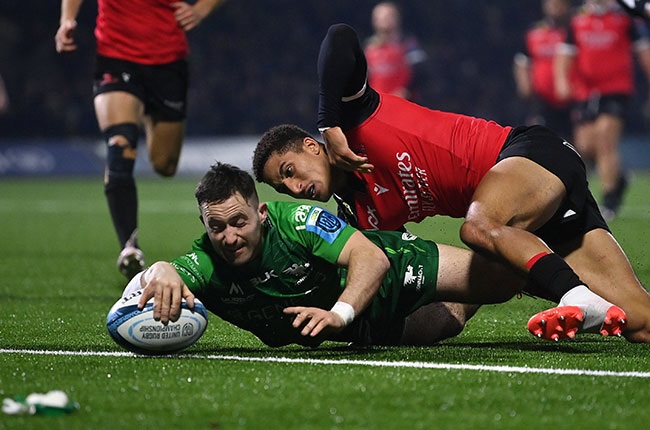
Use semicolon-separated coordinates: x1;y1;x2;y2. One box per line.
555;0;650;221
55;0;223;278
513;0;574;138
253;23;650;343
364;2;428;102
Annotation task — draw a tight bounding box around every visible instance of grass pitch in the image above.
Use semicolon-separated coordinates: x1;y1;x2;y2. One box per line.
1;172;650;429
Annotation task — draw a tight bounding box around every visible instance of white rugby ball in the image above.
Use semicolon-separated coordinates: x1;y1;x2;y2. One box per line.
106;289;209;355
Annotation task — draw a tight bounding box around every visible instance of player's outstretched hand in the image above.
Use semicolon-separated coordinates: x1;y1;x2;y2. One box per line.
284;306;346;337
138;262;195;325
322;127;374;173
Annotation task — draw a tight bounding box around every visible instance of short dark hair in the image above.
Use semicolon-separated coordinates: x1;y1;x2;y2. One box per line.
252;124;313;182
195;162;258;207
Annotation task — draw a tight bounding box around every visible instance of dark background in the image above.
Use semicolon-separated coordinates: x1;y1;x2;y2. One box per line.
1;0;649;138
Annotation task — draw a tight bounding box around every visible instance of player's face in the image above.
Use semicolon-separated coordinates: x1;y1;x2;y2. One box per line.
262;138;333;202
372;4;400;33
200;193;267;266
543;0;570;19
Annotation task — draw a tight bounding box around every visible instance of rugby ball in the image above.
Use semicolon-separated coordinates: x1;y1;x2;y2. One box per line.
106;289;209;355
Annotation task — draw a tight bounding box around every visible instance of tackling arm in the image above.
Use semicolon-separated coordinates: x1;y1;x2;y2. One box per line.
317;24;374;171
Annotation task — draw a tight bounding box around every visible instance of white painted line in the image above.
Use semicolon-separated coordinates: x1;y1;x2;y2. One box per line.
2;349;649;378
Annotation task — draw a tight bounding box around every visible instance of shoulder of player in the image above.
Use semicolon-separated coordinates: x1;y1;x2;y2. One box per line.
266;200;336;228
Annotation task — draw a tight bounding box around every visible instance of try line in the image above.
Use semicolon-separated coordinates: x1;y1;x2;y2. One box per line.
2;348;649;379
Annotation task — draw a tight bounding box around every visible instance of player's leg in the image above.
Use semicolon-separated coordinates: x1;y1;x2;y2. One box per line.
592;113;626;220
571;121;596;163
460;156;564;274
558;228;650;342
592;113;623;192
142;118;185;177
433;243;525;304
141;58;188;178
460;129;624;340
400;302;480;345
94;90;146;278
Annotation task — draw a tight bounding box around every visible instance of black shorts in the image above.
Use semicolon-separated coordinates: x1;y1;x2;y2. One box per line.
497;125;609;248
572;93;629;124
93;55;188;121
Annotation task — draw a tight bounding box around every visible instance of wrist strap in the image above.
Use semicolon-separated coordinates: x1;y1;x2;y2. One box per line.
330;301;355;326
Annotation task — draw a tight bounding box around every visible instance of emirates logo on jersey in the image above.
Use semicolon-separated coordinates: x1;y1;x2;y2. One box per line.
366;206;380;230
395;151;436;220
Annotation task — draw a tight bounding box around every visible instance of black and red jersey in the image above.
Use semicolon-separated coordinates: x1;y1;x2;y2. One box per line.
96;0;189;65
565;8;646;99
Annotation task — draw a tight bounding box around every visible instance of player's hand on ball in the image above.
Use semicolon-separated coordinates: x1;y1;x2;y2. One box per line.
139;262;195;324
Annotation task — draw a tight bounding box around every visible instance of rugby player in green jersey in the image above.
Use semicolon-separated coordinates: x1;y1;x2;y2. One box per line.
121;163;561;347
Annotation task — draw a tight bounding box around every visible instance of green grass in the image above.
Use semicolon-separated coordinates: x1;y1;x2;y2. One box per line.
1;173;650;429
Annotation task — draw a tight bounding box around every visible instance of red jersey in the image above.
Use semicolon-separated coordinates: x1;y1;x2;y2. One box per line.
365;40;412;96
525;21;570;107
568;9;639;99
95;0;189;65
343;93;512;230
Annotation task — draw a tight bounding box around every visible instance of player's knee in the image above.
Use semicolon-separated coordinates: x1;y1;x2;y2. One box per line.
460;219;492;251
103;123;139;187
151;157;178;177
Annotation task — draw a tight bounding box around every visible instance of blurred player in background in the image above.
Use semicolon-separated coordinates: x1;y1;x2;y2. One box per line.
513;0;574;139
54;0;223;278
253;24;650;343
555;0;650;221
364;2;428;102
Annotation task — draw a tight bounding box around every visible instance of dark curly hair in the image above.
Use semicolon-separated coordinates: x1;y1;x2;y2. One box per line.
195;162;258;207
252;124;314;182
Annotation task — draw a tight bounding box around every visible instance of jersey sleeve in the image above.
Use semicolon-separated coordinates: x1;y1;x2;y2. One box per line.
169;235;216;295
267;201;357;264
317;23;369;129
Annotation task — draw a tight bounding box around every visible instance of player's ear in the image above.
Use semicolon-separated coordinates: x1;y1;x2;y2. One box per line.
197;204;207;226
258;202;268;222
303;137;322;155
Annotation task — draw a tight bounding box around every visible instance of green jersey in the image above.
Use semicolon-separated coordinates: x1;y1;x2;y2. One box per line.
171;201;441;347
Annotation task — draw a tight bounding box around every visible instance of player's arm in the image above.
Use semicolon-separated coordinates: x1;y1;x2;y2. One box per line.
513;48;532;100
134;261;196;325
317;24;373;172
320;127;373;173
172;0;224;32
55;0;84;53
285;231;389;337
554;41;575;102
